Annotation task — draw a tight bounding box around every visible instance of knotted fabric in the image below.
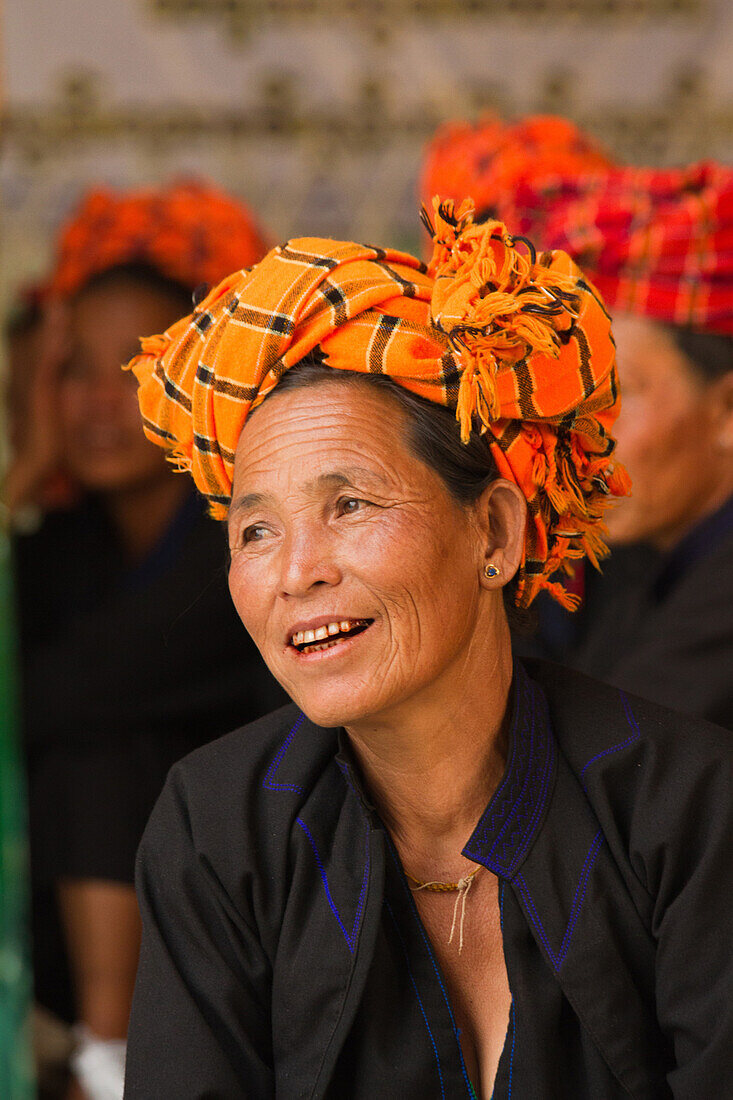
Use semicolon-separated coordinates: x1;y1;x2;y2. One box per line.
48;180;268;298
127;198;628;609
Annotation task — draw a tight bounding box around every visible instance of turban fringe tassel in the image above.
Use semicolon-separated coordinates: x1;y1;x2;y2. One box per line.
128;197;629;610
425;198;628;608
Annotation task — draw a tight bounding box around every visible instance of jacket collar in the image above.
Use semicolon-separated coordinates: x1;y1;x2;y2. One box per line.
332;661;557;880
262;663;557;881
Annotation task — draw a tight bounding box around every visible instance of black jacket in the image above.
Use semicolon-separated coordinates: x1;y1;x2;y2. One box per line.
125;661;733;1099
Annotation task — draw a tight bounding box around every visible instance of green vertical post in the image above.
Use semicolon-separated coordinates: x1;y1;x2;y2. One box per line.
0;524;34;1098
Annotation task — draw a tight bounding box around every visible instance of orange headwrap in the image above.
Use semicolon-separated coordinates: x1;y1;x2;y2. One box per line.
48;180;268;299
127;199;629;609
420;115;612;224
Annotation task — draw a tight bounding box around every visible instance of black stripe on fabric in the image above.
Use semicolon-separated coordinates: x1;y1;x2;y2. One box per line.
321;281;349;327
278;246;338;270
230;305;294;337
193;436;235;464
439;350;462;406
211;376;261;401
578;278;613;324
193;433;220;454
513;358;540;419
193;312;213;335
366;245;387;260
141;416;176;441
493;420;522;452
572;326;596;400
163;374;192;412
374;260;417;299
368;315;399;374
196;362;214;385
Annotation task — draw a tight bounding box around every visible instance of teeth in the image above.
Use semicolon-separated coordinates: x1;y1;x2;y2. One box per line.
290;619;369;648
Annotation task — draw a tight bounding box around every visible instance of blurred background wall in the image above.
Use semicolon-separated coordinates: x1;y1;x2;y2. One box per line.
3;0;733;309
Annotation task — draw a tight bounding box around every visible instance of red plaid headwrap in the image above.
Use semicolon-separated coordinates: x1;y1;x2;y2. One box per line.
424;115;733;334
48;180;268;299
127;199;629;610
497;162;733;334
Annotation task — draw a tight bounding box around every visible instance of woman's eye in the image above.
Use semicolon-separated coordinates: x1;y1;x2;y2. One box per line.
338;497;366;515
242;524;270;544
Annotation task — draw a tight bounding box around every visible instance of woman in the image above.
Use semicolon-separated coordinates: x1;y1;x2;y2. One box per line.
424;119;733;727
124;201;731;1097
6;182;287;1099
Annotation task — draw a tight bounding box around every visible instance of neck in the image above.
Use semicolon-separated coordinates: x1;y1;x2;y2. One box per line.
345;613;514;879
102;473;190;562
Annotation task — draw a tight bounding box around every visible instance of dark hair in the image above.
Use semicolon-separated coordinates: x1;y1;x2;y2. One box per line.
77;261;193;315
272;353;533;632
663;324;733;383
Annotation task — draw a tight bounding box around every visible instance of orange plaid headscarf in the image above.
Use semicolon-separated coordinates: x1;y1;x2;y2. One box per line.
48;180;268;299
127;199;628;609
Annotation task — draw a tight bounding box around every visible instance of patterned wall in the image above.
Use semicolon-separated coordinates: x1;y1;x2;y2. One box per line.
3;0;733;307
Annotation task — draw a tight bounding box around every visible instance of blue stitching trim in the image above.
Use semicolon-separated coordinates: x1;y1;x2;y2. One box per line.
515;829;604;972
384;900;445;1099
486;674;536;863
580;690;641;792
387;843;474;1096
262;714;306;792
496;881;516;1100
295;817;370;954
506;682;555;876
508;1002;516;1098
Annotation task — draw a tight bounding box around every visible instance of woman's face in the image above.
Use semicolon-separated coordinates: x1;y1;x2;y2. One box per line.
228;381;498;728
606;314;728;549
59;279;181;492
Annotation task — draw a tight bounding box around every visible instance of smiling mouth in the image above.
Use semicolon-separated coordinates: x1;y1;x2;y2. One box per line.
290;619;373;654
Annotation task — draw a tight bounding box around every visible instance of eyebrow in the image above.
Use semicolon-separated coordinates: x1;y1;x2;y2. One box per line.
228;466;389;518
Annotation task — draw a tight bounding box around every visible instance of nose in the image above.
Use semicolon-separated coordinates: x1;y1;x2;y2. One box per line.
279;525;343;599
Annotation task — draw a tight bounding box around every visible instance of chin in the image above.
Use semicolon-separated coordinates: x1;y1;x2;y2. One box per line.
286;684;385;730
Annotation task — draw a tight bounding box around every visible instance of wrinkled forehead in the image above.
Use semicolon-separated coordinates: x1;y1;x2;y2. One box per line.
228;378;431;512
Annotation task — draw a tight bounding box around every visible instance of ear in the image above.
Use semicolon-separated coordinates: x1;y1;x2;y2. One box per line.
474;478;527;590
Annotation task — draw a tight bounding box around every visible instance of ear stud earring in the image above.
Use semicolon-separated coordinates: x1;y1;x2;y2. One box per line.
483;563;500;579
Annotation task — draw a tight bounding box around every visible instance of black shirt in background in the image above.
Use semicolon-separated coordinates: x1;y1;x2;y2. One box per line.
13;490;288;1018
515;494;733;730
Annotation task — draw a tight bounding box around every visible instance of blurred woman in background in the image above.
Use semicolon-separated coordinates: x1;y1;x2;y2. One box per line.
423;119;733;728
5;181;288;1099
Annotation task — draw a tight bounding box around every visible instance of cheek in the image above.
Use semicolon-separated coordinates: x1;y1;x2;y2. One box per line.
228;555;273;641
616;393;693;477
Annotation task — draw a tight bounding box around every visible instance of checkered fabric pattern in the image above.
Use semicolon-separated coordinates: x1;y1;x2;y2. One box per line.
127;199;628;609
497;161;733;334
48;180;268;299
